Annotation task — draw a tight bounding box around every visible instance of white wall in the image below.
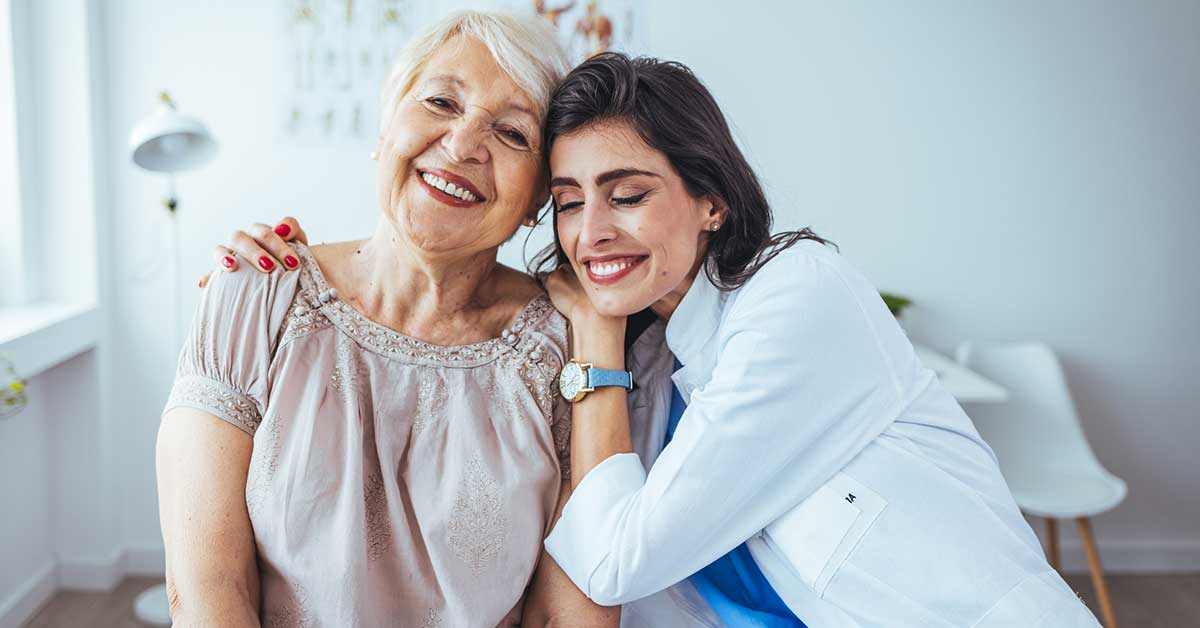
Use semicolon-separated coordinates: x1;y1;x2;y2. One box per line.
68;0;1200;589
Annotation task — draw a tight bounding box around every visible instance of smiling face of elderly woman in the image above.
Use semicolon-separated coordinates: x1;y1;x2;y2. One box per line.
376;33;551;259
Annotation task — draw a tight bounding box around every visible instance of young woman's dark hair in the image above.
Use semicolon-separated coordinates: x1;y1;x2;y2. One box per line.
529;52;832;291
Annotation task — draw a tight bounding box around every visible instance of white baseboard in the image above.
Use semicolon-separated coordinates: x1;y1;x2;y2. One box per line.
57;546;125;591
123;544;166;577
1057;540;1200;574
58;544;165;591
0;561;57;628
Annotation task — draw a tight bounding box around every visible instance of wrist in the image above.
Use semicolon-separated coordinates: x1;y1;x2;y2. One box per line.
570;315;626;371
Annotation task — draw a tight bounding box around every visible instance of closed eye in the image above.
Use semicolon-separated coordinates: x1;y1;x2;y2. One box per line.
426;97;457;112
499;128;529;147
612;191;649;206
555;200;584;213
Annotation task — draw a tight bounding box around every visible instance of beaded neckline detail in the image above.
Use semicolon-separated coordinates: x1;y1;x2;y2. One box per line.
288;243;554;367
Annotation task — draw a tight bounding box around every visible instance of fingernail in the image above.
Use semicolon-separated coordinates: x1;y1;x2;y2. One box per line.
258;256;275;271
274;224;291;237
284;255;298;268
198;279;203;287
222;256;235;269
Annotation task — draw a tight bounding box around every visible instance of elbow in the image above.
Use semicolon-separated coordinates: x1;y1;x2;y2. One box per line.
582;562;653;607
588;589;639;608
164;573;260;627
166;579;184;620
588;591;628;608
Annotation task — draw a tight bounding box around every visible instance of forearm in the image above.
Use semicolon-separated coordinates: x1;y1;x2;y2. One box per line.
524;486;621;627
568;315;634;489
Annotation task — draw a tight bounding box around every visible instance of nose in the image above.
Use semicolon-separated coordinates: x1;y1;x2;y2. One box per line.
578;202;617;249
440;114;490;164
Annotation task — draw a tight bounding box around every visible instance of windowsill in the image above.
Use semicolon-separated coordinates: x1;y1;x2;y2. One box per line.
0;302;99;378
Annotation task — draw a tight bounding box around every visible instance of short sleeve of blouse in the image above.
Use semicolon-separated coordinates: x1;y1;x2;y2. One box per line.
163;266;301;436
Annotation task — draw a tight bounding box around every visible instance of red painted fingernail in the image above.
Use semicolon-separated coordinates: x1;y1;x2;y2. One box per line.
284;255;298;268
222;256;235;268
258;256;275;271
274;223;291;237
198;279;203;287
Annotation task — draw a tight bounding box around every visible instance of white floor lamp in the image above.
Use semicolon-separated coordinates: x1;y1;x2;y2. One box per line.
128;91;217;626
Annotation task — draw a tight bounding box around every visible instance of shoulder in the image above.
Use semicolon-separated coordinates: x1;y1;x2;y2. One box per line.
195;246;307;352
201;256;303;314
737;240;871;302
739;239;853;293
724;239;884;332
523;295;570;367
491;263;547;306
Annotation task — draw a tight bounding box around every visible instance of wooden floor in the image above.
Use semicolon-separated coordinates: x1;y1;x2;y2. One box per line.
20;574;1200;627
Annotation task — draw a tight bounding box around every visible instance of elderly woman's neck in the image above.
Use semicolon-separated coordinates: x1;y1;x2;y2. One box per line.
353;229;501;316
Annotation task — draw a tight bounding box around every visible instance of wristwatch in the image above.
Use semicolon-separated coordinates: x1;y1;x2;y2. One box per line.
558;359;634;403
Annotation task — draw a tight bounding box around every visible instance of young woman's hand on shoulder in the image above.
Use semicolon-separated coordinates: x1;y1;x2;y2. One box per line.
198;216;307;288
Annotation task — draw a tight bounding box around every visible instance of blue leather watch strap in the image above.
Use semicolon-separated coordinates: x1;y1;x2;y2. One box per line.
587;367;634;390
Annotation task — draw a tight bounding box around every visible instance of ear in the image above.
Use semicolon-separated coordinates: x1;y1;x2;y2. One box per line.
705;196;729;222
525;192;550;228
700;196;729;232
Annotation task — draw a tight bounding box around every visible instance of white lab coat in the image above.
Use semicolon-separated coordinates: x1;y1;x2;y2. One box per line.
545;241;1100;627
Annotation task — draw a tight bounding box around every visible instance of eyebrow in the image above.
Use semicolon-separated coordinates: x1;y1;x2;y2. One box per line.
550;168;661;188
424;74;465;89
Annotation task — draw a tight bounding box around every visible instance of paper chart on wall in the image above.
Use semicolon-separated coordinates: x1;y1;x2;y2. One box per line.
283;0;435;143
281;0;648;144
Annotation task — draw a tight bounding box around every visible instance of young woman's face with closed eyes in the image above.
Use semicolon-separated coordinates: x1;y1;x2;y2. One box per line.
550;120;724;317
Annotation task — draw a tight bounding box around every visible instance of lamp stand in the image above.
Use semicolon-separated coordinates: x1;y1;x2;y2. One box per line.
132;177;184;628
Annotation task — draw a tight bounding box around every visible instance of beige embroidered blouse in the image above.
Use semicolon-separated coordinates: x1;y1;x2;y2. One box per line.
163;243;571;628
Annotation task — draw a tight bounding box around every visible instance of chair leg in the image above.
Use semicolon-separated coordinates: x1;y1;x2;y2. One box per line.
1075;517;1118;628
1044;518;1061;571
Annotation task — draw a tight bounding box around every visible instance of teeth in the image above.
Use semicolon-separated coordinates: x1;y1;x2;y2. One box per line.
590;260;634;277
420;171;480;202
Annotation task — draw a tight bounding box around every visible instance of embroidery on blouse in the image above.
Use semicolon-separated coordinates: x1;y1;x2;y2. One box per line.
168;375;262;435
412;368;447;432
279;298;333;347
448;454;507;575
261;582;309;628
420;608;442;628
364;470;392;561
289;243;556;367
550;402;572;482
485;365;524;423
246;414;283;518
516;318;572;480
330;333;367;408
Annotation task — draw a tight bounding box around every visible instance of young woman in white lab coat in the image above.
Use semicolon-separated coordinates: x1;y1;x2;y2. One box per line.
536;53;1102;628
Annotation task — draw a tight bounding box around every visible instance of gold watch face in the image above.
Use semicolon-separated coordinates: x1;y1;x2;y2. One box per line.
559;361;586;401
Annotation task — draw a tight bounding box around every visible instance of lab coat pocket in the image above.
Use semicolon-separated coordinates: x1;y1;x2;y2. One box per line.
763;472;887;597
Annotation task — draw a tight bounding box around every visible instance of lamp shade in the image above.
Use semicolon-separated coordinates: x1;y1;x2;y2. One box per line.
128;97;217;173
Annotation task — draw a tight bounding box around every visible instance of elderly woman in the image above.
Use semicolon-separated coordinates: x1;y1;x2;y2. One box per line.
157;11;617;627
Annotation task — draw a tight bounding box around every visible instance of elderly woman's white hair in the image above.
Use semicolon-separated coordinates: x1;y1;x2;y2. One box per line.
380;10;572;131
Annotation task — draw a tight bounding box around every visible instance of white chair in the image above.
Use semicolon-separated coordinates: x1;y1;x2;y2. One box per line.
956;341;1126;628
